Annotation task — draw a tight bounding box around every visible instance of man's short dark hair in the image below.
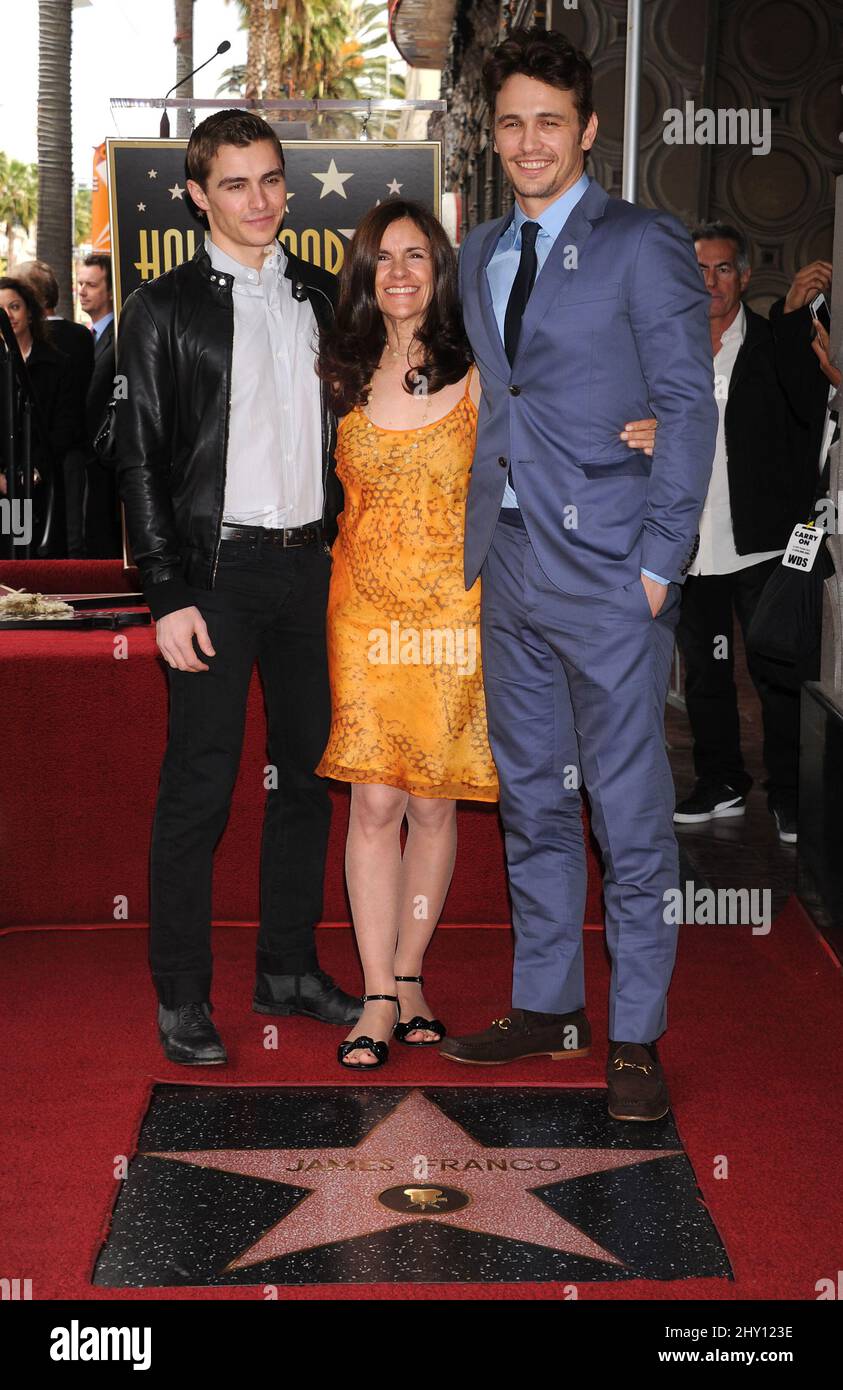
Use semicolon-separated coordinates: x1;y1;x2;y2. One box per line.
83;253;113;295
482;26;594;136
186;109;286;186
691;222;751;276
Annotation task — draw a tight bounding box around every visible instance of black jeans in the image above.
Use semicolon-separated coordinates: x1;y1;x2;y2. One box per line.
149;535;333;1006
675;555;799;801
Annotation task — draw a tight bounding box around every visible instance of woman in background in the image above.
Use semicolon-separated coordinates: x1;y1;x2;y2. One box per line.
0;276;75;556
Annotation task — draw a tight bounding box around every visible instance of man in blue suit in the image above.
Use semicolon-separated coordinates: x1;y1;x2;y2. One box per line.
439;28;718;1120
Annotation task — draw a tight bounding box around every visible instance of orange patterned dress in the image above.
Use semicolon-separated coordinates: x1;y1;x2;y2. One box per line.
316;365;499;801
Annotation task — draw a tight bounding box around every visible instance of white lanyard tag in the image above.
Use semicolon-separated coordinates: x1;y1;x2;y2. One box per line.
782;523;824;572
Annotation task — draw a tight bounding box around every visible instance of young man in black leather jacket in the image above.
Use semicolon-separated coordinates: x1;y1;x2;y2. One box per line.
114;110;360;1064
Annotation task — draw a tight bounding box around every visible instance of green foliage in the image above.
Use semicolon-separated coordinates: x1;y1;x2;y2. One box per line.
220;0;405;119
74;187;92;248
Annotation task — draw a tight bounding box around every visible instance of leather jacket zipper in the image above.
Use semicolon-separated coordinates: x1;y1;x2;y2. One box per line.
211;279;234;587
306;281;337;555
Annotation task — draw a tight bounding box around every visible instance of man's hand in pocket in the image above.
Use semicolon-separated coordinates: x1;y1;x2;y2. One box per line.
641;573;668;618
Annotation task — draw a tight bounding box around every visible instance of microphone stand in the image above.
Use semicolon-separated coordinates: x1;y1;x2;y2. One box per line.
159;40;232;138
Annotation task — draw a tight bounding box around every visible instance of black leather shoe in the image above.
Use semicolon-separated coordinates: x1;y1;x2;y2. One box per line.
606;1041;669;1121
253;969;362;1025
157;1001;227;1066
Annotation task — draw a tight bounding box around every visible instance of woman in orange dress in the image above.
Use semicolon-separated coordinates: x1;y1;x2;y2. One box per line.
316;200;495;1068
316;199;657;1069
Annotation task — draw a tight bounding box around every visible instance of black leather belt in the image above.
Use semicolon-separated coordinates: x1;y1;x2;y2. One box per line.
219;521;323;548
498;508;526;529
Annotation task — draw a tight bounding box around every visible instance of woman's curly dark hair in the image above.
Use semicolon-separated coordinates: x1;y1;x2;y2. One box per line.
316;199;473;417
0;276;48;344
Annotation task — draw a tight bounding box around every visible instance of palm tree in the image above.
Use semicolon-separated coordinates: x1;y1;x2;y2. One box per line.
220;0;404;134
0;154;39;272
174;0;196;138
36;0;73;315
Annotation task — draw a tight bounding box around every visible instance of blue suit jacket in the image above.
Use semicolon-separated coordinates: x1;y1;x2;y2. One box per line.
459;179;719;593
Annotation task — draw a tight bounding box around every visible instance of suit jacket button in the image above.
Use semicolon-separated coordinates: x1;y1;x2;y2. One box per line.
498;456;508;468
509;384;521;395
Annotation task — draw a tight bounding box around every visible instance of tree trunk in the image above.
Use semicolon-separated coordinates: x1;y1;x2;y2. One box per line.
36;0;73;317
245;0;267;102
174;0;195;139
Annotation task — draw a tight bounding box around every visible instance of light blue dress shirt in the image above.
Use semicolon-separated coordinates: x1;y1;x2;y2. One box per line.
91;311;114;342
486;175;667;585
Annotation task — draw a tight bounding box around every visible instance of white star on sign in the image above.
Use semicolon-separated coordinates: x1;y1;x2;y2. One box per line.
386;178;403;195
137;202;146;212
311;157;353;200
337;229;356;239
168;182;185;200
147;169;158;179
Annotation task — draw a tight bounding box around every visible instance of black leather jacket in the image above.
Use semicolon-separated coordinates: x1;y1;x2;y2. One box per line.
111;239;342;620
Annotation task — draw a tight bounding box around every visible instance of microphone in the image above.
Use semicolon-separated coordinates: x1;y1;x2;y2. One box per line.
159;41;232;138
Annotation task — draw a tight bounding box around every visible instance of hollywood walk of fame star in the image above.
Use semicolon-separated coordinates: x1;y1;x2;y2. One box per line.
147;169;158;179
168;182;185;200
311;158;354;200
386;178;403;195
145;1090;679;1271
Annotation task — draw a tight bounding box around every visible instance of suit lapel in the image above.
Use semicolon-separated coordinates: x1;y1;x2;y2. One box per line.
515;179;609;364
727;304;763;398
475;209;514;372
94;321;113;361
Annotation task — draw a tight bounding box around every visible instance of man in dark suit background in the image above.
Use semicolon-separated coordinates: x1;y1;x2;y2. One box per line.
79;253;121;557
14;259;94;556
673;224;817;844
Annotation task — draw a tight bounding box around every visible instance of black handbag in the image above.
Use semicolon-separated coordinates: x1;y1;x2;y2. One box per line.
745;521;834;688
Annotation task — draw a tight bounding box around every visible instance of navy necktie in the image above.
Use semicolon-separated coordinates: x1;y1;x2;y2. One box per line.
504;220;540;366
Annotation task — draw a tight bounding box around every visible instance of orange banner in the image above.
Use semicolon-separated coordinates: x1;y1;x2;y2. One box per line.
90;141;110;253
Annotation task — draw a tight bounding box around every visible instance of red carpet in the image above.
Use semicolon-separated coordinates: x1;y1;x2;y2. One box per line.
0;557;603;928
2;898;841;1300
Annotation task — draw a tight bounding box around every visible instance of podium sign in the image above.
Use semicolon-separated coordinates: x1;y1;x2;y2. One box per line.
106;138;442;318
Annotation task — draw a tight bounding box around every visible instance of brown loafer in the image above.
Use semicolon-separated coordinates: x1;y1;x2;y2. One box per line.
606;1041;669;1121
438;1007;591;1065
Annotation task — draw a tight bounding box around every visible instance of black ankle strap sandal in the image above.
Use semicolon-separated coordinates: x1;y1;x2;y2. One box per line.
337;994;400;1069
393;976;447;1046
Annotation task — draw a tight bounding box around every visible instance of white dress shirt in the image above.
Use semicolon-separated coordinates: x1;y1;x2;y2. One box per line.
689;302;784;576
206;234;323;528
